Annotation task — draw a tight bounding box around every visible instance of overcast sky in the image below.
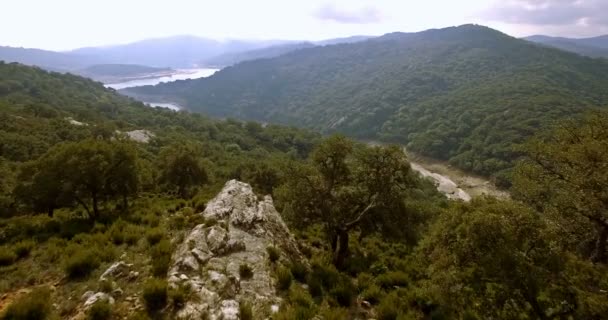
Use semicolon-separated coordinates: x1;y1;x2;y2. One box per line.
3;0;608;50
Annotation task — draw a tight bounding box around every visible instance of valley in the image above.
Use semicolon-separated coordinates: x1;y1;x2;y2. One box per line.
1;14;608;320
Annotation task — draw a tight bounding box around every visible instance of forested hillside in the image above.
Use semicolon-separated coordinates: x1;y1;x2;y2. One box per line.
1;59;608;319
126;24;608;185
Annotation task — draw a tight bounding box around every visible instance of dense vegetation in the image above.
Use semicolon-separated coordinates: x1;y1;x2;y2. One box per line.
127;24;608;186
1;55;608;319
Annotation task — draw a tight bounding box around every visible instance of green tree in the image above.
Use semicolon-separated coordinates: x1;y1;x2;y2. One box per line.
513;111;608;263
158;142;208;198
419;198;571;319
14;139;138;218
278;136;412;268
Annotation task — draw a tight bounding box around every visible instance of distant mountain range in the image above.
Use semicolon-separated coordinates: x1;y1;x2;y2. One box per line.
524;35;608;58
0;35;373;83
123;24;608;185
203;36;373;67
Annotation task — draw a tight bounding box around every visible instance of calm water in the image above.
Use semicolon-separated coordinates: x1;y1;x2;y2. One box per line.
106;68;219;111
105;68;219;90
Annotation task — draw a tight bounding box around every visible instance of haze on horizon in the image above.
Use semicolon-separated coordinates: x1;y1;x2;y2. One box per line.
2;0;608;51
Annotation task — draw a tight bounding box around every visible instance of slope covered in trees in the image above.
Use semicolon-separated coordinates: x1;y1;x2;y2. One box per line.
125;24;608;185
1;61;608;319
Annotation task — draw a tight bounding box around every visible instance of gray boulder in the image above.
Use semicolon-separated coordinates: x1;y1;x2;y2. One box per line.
168;180;307;319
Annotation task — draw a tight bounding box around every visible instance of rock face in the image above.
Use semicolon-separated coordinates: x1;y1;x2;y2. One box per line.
168;180;306;319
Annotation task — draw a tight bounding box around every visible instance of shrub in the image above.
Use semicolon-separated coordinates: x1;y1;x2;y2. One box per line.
142;279;168;311
288;285;313;308
273;305;315;320
239;301;253;320
169;284;190;309
267;246;280;263
107;221;126;245
356;272;374;292
1;288;51;320
123;225;141;246
13;240;35;259
276;267;293;291
320;307;350;320
290;262;308;283
63;249;100;279
145;227;165;245
98;280;113;293
361;284;383;305
306;274;324;299
376;271;409;290
0;246;17;266
377;292;403;320
87;300;112;320
239;263;254;280
329;277;356;307
310;262;340;290
150;239;171;277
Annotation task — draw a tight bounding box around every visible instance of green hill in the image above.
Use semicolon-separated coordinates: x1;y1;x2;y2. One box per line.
124;24;608;184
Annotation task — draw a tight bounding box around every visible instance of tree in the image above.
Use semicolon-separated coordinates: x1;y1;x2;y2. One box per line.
419;198;571;319
158;143;208;198
14;139;139;218
277;135;412;268
513;111;608;263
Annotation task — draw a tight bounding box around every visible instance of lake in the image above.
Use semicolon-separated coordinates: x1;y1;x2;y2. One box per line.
106;68;219;90
106;68;219;110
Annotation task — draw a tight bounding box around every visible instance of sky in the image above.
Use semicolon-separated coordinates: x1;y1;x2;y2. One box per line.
2;0;608;51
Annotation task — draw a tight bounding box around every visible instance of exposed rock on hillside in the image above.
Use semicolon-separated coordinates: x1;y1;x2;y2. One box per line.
168;180;306;319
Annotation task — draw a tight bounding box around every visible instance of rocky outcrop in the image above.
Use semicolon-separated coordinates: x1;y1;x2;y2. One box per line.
168;180;306;319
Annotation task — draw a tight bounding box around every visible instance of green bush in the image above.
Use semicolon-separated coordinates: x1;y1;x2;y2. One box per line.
107;221;126;245
0;246;17;266
239;263;254;280
123;224;141;246
288;285;313;308
377;292;403;320
13;240;35;259
142;278;168;311
376;271;409;290
329;276;356;307
273;305;315;320
320;307;350;320
1;288;51;320
63;249;100;279
306;274;324;299
276;267;293;291
310;262;340;290
169;284;191;309
361;284;383;305
356;272;374;292
87;300;112;320
239;301;253;320
150;239;171;277
267;246;280;263
145;227;165;245
290;262;308;283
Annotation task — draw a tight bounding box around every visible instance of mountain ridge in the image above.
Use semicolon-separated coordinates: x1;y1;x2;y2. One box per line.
123;24;608;184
